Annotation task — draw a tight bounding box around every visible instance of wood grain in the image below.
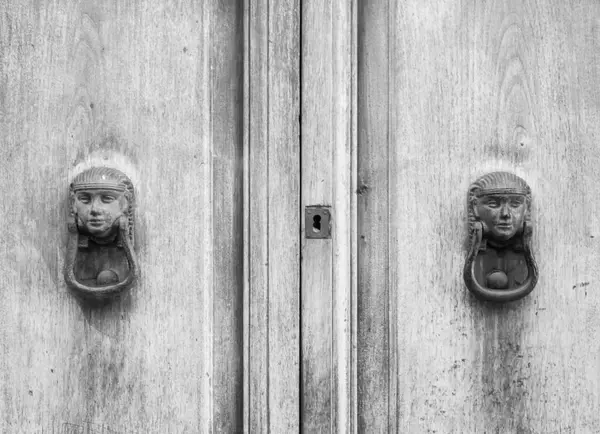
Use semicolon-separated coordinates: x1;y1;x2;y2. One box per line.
357;0;600;432
245;0;301;432
0;1;243;432
301;1;334;432
3;1;599;432
301;0;356;432
356;0;392;431
210;1;244;432
245;0;270;430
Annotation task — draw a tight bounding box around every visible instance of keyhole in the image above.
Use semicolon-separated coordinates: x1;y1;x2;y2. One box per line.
312;215;322;233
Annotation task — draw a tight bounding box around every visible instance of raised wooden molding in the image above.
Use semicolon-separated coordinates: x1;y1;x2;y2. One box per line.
243;0;301;432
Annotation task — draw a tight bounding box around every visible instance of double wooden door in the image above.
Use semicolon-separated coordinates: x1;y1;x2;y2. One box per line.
2;1;600;433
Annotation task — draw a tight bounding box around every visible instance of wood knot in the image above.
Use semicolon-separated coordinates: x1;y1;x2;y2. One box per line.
356;184;369;195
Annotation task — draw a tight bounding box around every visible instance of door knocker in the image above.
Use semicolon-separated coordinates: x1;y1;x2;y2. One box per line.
64;167;138;301
464;172;538;302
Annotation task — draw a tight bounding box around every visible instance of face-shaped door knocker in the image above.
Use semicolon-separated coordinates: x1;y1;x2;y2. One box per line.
464;172;538;302
64;167;138;301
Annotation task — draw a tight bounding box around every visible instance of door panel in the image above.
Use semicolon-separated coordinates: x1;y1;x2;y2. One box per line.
301;1;355;433
0;1;242;432
357;1;600;432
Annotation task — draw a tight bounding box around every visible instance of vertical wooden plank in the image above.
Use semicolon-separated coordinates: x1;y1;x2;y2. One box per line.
350;3;359;431
267;0;300;431
0;1;244;431
198;2;216;430
243;0;253;431
246;0;300;432
357;0;600;432
332;1;359;432
301;0;356;432
246;0;270;430
356;0;390;432
211;1;244;432
301;1;334;432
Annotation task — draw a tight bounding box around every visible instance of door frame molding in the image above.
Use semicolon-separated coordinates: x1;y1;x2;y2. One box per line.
243;0;302;432
243;0;359;432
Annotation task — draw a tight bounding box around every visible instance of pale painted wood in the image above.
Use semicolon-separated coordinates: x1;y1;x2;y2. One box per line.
301;0;357;432
210;2;244;432
244;0;301;432
245;0;270;430
356;0;393;431
266;1;301;426
0;1;243;432
301;1;334;432
357;1;600;432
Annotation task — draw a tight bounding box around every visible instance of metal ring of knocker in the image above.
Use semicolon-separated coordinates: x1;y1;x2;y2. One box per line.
463;221;538;302
463;171;538;303
65;214;138;301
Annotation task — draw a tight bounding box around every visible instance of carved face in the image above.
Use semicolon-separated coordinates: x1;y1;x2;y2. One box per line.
73;189;127;239
474;194;526;241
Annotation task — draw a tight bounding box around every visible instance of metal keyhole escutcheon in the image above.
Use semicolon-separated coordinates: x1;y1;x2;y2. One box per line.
305;207;331;239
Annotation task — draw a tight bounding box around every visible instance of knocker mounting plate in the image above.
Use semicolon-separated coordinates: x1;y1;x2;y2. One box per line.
463;171;538;302
64;167;138;302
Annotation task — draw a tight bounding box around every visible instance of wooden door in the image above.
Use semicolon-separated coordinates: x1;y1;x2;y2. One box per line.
4;1;600;433
0;1;244;432
301;1;600;433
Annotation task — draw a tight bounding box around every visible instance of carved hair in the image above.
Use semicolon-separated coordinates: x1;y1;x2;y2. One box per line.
467;171;531;235
69;167;135;244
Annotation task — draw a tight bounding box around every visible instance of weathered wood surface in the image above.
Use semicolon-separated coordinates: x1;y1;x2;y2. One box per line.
357;1;600;432
0;1;243;432
244;0;300;432
301;1;356;432
356;0;393;431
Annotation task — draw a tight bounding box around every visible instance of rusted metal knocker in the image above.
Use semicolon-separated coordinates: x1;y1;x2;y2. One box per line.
463;172;538;302
64;167;138;302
